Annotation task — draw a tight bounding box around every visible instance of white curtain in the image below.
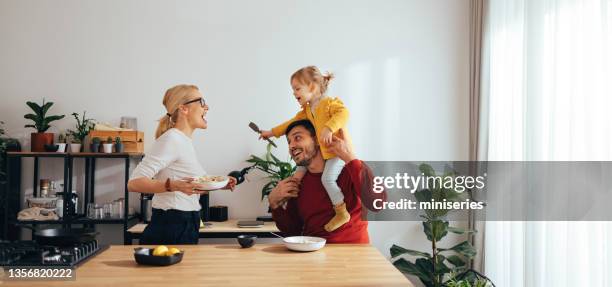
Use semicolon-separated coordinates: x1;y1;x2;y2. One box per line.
482;0;612;286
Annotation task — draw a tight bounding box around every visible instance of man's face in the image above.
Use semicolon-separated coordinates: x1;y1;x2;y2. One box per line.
286;125;319;166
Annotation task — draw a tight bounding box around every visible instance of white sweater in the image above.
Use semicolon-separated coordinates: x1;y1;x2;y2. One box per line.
130;128;206;211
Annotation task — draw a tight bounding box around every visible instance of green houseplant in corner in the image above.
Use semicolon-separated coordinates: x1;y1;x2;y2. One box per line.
67;111;95;153
246;143;296;200
23;99;65;152
390;163;494;287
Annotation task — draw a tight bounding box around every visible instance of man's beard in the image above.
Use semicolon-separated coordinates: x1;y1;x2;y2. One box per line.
293;144;319;167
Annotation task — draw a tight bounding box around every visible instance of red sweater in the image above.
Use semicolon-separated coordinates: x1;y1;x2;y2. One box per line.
272;159;384;244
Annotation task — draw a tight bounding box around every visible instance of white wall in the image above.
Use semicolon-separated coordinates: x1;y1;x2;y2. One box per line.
0;0;469;280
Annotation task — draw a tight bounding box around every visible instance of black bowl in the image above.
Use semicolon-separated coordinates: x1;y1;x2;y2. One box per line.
133;247;184;266
44;144;59;152
237;235;257;248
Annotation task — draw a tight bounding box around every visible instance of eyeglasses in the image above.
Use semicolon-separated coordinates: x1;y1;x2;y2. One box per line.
184;98;206;107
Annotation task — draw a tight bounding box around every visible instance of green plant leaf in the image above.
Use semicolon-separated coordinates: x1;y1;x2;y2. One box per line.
419;163;436;177
446;255;466;267
447;226;476;235
390;244;431;258
41;101;53;116
45;114;65;123
423;220;449;242
439;241;477;258
393;258;434;286
26;101;42;116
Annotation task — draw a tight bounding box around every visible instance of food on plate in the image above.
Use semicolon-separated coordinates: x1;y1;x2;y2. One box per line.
193;175;228;183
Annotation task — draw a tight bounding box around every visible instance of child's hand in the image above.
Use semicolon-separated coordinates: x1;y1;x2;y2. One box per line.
260;130;274;140
320;127;333;146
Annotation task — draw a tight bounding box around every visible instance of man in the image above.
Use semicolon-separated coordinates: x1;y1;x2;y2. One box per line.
269;119;384;243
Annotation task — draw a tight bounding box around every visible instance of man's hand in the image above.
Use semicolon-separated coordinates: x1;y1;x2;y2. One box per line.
320;127;333;146
268;177;300;209
326;133;356;163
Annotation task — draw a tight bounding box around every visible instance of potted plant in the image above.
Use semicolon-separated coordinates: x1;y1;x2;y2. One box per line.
67;111;95;153
389;163;494;287
68;136;81;153
90;137;101;153
102;136;113;153
57;133;67;152
114;136;124;153
23;99;65;152
246;143;296;200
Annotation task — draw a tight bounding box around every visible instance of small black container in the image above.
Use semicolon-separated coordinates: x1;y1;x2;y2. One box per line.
237;235;257;248
133;247;184;266
209;205;228;222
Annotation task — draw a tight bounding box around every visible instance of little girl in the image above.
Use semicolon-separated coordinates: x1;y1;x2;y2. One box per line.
261;66;353;232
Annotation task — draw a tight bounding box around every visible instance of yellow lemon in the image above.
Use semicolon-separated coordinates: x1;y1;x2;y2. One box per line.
152;245;169;256
166;247;181;256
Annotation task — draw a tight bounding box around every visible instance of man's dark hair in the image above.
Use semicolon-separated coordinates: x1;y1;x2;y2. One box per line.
285;119;316;138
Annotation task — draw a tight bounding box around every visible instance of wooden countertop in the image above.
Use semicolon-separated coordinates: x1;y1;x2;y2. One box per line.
1;244;411;286
127;219;280;234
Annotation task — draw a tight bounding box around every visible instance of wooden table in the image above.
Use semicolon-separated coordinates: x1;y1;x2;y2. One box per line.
1;244;412;286
126;219;281;242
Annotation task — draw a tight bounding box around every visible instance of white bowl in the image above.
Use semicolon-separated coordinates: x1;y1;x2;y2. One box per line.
283;236;326;252
192;175;229;190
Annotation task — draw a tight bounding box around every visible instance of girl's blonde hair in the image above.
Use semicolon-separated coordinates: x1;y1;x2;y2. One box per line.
155;84;200;139
290;66;334;95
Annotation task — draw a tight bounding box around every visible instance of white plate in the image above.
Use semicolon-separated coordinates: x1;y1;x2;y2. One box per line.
192;175;229;190
283;236;326;252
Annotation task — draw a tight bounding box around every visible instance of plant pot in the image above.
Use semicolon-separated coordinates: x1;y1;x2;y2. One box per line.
115;143;124;153
31;133;54;152
90;143;100;153
70;143;82;153
56;143;67;153
102;143;113;153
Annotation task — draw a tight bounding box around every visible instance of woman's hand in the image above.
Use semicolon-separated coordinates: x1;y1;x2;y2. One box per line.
259;130;274;140
222;176;237;191
268;177;300;210
172;178;210;195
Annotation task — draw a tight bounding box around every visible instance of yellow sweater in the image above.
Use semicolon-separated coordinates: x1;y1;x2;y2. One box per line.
271;96;353;160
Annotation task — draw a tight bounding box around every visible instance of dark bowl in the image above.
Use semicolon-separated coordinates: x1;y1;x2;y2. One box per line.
44;144;59;152
237;235;257;248
133;247;184;266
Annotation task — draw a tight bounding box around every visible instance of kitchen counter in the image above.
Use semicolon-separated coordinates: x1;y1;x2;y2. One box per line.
1;244;412;286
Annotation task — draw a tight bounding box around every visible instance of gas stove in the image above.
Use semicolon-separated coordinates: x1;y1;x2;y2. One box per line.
0;240;108;268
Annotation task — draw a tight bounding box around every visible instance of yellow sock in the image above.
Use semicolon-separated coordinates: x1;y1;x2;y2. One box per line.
324;202;351;232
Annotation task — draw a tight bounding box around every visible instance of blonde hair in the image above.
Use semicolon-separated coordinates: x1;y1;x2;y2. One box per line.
291;66;334;95
155;84;200;139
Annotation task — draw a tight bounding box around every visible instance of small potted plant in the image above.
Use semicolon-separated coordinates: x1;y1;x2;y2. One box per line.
114;137;124;153
23;99;65;152
90;137;101;153
67;111;95;153
57;133;67;152
102;136;113;153
69;136;82;153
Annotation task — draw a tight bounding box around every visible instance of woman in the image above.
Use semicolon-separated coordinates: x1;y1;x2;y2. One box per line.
128;84;236;244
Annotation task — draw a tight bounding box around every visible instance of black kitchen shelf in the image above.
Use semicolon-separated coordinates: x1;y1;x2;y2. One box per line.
3;151;144;244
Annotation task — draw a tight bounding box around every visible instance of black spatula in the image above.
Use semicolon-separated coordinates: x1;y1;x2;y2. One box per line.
249;122;277;148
